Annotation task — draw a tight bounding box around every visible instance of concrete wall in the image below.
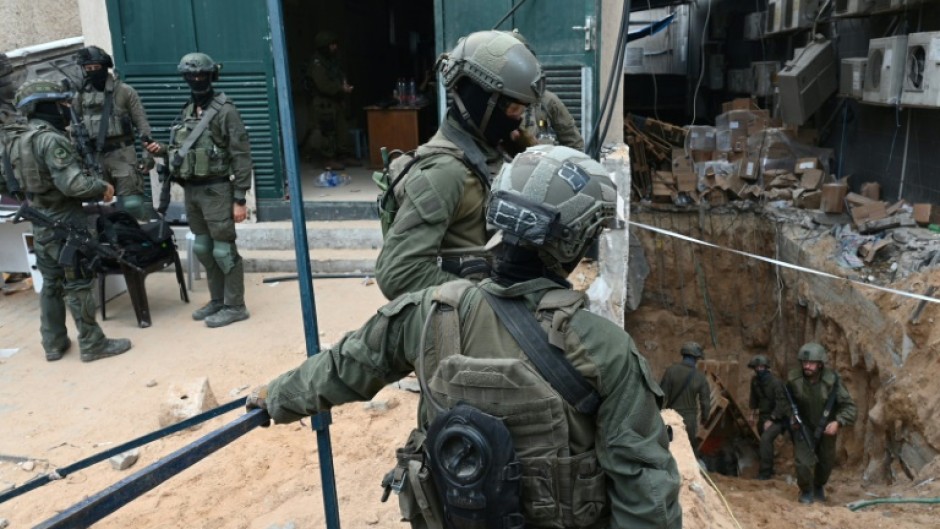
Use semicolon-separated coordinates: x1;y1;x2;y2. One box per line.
0;0;82;52
77;0;113;54
600;0;625;145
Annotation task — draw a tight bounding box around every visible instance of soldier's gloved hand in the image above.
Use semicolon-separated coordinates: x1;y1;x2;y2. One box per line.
246;385;272;427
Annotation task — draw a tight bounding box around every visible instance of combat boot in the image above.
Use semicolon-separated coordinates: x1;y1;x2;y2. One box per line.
798;490;814;504
205;305;250;328
192;299;224;321
81;338;132;363
813;487;826;502
45;338;72;362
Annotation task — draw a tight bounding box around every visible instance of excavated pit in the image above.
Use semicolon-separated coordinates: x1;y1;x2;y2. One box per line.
626;204;940;485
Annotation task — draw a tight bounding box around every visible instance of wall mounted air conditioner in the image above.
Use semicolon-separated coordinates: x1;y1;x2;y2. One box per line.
839;58;867;99
834;0;874;17
752;61;780;97
901;32;940;108
778;39;837;125
863;35;909;105
766;0;785;35
783;0;821;31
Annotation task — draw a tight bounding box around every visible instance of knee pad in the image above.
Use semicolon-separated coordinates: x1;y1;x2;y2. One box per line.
211;240;237;274
193;234;214;263
119;194;149;221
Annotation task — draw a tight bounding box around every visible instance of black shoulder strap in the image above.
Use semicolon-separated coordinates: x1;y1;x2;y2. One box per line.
95;88;114;155
481;290;600;415
813;372;841;444
664;366;697;409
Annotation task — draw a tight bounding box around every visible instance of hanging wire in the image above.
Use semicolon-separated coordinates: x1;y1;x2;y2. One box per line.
691;0;712;126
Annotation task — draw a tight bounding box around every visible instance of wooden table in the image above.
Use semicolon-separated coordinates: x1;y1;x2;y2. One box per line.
364;105;425;169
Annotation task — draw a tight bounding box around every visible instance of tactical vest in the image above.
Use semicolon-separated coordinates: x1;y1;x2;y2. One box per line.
168;95;232;180
401;280;609;529
78;84;131;143
3;123;51;194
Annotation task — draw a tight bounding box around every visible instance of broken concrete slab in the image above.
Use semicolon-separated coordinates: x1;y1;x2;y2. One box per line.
158;377;220;429
109;449;140;471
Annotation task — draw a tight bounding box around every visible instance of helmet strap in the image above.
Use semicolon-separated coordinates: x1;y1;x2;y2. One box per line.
450;91;487;139
478;92;499;135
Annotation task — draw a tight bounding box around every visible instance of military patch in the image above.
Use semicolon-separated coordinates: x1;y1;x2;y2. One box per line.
53;146;69;162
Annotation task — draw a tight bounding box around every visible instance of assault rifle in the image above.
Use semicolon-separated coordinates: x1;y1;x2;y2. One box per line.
13;203;140;274
61;79;104;179
783;384;817;461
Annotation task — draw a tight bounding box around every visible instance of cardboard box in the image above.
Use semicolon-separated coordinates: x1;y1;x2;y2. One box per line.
768;173;800;188
851;201;887;225
652;182;673;198
820;183;848;213
913;203;940;225
722;97;760;113
654;170;675;185
794;157;818;174
845;192;876;206
800;168;824;190
794;189;822;209
739;158;760;181
861;182;881;201
676;172;698;193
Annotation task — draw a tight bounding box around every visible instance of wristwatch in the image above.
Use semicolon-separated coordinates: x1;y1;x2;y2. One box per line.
234;198;247;206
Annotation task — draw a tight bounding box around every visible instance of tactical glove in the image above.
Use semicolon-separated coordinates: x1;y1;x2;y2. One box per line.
246;385;271;427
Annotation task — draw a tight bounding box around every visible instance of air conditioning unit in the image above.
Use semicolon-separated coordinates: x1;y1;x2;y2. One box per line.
871;0;904;14
901;32;940;108
834;0;874;17
863;35;909;105
752;61;780;97
744;12;766;41
778;39;838;125
783;0;821;31
766;0;785;34
839;58;867;99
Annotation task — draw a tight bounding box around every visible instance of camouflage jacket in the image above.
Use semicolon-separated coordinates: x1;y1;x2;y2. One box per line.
787;367;857;432
73;76;152;144
660;361;711;420
749;372;789;422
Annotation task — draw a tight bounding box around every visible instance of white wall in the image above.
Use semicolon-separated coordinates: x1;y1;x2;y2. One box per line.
0;0;82;52
76;0;113;54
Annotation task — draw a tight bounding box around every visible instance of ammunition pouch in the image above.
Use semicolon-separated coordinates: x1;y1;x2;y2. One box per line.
383;429;445;528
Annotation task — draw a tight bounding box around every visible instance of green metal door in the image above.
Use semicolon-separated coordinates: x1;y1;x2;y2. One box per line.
105;0;283;201
434;0;599;136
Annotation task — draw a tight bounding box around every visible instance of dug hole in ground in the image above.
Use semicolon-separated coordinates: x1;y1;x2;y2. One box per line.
0;253;938;528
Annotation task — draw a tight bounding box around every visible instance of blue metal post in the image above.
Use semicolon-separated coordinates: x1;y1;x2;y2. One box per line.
266;1;341;528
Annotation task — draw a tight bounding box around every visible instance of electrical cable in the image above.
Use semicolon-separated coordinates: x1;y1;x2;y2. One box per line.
647;0;661;122
691;0;711;126
490;0;530;30
699;467;744;529
847;497;940;511
586;0;632;159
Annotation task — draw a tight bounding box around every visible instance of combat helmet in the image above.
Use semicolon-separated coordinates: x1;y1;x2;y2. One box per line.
797;342;828;363
177;52;220;81
748;354;770;368
315;31;338;50
440;30;544;106
680;342;705;359
486;145;616;276
76;46;113;69
14;78;73;114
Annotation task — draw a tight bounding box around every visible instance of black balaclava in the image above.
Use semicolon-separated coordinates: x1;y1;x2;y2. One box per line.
757;369;771;381
449;80;522;147
186;76;214;108
32;101;68;131
84;67;109;91
491;243;569;288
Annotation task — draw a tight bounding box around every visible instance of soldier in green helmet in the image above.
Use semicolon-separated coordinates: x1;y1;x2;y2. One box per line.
660;341;711;453
301;31;360;169
247;145;681;528
375;30;546;300
2;78;132;362
747;353;789;479
787;342;856;504
72;45;159;221
155;52;254;328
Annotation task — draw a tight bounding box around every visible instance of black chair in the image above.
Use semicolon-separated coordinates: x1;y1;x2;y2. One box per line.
97;221;189;328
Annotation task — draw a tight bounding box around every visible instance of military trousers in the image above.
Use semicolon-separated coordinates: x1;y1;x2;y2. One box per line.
184;180;245;307
34;229;107;355
305;96;353;159
757;420;788;477
794;433;837;492
676;409;699;454
99;145;148;220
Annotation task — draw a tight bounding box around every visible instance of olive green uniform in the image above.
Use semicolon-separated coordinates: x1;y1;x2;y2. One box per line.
375;116;502;300
4;119;111;355
521;89;584;151
167;93;253;308
749;371;789;477
660;362;711;450
265;278;682;529
303;50;354;161
73;76;153;219
787;368;856;493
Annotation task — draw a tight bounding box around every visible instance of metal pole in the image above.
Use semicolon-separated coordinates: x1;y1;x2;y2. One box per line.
265;1;341;528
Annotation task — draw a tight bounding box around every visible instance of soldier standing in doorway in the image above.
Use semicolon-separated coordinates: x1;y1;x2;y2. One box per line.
157;52;254;328
302;31;360;170
73;46;159;221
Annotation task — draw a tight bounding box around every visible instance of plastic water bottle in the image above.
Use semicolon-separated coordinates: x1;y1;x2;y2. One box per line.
315;170;351;187
406;78;416;105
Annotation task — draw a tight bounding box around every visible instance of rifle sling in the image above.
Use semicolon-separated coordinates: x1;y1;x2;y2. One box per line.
481;290;600;415
95;89;114;156
176;95;226;162
813;373;842;445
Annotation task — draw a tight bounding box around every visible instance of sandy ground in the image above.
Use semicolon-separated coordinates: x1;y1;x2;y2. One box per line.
1;273;938;528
